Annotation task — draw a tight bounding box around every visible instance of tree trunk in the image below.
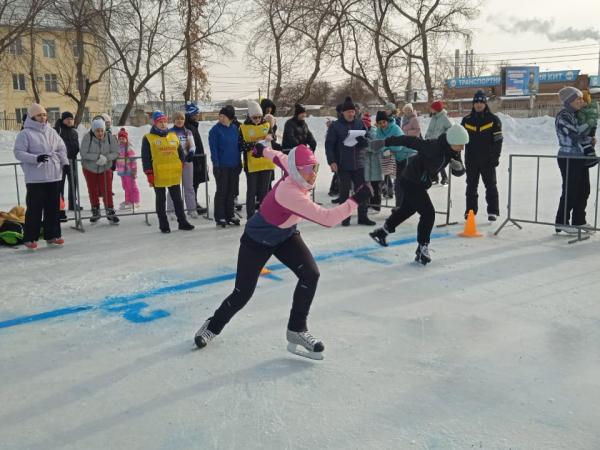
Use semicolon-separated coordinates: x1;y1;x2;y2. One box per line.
29;31;40;103
182;0;193;102
272;36;283;104
420;26;433;101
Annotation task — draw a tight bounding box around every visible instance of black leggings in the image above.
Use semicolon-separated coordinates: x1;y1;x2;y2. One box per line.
208;232;320;334
384;178;435;245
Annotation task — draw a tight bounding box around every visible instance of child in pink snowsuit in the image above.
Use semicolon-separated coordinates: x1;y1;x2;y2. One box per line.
116;128;140;209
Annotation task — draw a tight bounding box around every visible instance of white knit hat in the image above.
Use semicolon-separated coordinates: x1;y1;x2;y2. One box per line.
247;101;262;118
558;87;582;106
91;117;106;131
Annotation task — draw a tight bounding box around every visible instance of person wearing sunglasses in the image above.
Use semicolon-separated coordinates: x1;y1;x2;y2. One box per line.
239;101;276;219
194;142;372;359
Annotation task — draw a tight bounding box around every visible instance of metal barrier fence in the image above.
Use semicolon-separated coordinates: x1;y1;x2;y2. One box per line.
1;154;212;233
494;154;600;244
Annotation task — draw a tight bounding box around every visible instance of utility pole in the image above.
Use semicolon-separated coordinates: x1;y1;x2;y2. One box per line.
258;88;261;101
597;44;600;75
454;49;460;79
471;50;475;77
465;49;469;77
267;55;272;99
406;51;412;103
160;68;167;113
351;59;355;91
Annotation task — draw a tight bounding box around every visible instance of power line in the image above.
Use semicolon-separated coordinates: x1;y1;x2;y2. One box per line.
474;43;599;57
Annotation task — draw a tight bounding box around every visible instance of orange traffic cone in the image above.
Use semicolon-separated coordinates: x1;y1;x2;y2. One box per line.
459;209;483;238
260;267;272;275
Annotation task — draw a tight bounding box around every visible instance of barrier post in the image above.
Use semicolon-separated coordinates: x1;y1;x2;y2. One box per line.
495;154;522;235
13;165;21;205
436;171;457;228
70;161;85;232
203;154;212;220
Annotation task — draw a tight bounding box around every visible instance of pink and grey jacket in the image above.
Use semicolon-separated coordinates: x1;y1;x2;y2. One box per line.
244;147;358;247
115;143;138;177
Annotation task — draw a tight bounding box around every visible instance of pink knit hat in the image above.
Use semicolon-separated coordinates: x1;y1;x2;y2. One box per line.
294;144;317;168
27;103;47;117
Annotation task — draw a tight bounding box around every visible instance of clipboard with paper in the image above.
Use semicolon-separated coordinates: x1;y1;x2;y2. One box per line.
343;130;366;147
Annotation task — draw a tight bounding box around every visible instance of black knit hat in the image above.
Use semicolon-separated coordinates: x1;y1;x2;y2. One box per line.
473;90;487;104
61;111;74;120
219;105;236;120
375;110;389;123
341;96;356;112
294;103;306;117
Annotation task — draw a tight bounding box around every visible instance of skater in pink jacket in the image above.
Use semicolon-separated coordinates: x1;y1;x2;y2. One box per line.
116;128;140;209
194;142;372;359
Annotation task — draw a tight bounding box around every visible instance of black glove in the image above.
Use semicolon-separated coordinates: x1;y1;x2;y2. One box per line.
449;159;466;177
63;164;70;173
37;154;49;163
350;184;373;204
356;136;369;149
491;158;499;168
252;143;265;158
185;152;195;162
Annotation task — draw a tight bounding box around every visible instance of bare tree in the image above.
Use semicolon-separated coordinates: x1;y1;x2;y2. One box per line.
45;0;119;124
245;0;306;104
389;0;479;101
289;0;361;103
99;0;237;125
336;0;420;103
0;0;50;58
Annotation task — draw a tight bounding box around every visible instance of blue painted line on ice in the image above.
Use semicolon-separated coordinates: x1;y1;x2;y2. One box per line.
351;254;393;265
0;232;450;331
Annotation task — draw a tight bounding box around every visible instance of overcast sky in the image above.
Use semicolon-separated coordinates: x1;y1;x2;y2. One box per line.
199;0;600;101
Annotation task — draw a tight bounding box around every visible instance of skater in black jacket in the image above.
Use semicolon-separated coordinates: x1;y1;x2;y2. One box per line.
365;124;469;265
461;90;503;221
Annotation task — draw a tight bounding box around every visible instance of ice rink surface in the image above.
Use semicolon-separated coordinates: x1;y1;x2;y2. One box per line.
1;116;600;450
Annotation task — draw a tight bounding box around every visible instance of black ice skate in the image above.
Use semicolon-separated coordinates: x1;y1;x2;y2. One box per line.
106;208;120;224
286;329;324;360
226;217;241;226
369;227;389;247
90;207;101;223
194;319;216;349
415;244;431;265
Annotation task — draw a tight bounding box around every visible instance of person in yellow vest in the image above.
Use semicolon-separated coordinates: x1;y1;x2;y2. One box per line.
142;111;195;233
240;100;276;218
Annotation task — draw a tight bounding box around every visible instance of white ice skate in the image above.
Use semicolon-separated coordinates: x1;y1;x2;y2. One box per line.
286;329;324;360
194;319;216;349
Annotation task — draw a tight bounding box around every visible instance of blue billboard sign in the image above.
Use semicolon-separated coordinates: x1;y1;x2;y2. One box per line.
504;66;539;96
538;70;580;84
445;76;500;89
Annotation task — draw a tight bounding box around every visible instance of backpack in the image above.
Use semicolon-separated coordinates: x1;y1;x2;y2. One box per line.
0;221;24;246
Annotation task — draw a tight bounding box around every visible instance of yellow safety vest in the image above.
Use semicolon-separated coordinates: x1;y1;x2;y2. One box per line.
240;122;275;173
146;132;182;188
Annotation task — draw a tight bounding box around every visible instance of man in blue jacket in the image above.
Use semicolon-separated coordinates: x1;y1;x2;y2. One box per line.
325;96;374;226
209;105;242;227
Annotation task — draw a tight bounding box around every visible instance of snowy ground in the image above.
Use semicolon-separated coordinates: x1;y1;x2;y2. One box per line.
1;116;600;450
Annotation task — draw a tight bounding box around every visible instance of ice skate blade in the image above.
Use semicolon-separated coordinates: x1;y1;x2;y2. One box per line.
287;343;324;360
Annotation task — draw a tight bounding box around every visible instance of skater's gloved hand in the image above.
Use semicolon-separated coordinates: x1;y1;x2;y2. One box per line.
63;164;70;173
252;143;265;158
449;158;466;176
185;151;195;162
350;183;374;204
96;154;107;166
490;157;499;168
37;154;49;163
144;170;154;187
